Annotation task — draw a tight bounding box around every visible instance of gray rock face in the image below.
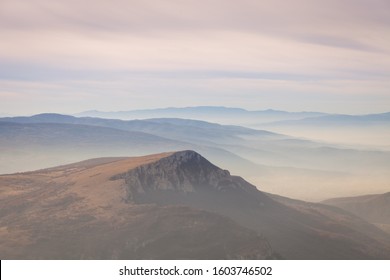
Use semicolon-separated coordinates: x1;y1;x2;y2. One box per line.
112;150;255;201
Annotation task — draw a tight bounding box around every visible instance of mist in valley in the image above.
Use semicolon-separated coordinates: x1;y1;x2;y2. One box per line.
1;111;389;202
0;110;389;259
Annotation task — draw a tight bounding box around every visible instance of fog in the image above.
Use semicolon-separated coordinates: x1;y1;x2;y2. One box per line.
0;114;389;201
255;125;390;151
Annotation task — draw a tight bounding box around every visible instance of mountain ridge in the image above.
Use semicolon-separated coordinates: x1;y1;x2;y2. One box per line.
0;151;279;259
1;151;390;259
111;152;390;259
263;112;390;126
1;113;389;201
74;106;328;124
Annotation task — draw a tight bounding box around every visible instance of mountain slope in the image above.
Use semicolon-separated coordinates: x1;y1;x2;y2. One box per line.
2;151;388;259
0;153;277;260
322;193;390;225
109;151;390;259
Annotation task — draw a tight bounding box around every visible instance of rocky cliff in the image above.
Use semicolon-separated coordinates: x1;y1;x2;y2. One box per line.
111;150;259;202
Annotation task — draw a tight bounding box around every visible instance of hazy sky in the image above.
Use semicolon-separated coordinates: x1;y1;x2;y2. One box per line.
1;0;390;115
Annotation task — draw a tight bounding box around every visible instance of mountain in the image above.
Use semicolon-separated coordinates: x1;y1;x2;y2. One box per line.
0;152;277;259
258;112;390;149
0;121;187;174
74;108;390;148
75;106;327;125
0;113;284;145
0;120;260;176
263;112;390;126
1;113;389;201
322;193;390;225
110;151;390;259
0;121;183;147
1;151;389;259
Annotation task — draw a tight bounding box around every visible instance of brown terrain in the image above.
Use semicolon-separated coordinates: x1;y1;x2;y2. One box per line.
0;153;276;259
0;150;389;259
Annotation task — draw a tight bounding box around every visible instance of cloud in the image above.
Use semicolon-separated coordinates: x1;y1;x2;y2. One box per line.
2;1;390;41
1;29;388;76
0;0;389;114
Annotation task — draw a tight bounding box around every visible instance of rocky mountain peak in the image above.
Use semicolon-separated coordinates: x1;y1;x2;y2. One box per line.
111;150;256;202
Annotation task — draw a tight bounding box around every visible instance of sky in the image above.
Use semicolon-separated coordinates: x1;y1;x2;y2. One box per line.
1;0;390;115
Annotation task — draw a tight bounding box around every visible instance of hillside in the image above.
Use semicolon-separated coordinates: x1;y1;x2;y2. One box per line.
322;193;390;225
1;151;389;259
0;153;277;259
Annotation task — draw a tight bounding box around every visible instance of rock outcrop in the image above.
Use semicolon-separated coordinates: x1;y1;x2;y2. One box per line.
111;150;258;202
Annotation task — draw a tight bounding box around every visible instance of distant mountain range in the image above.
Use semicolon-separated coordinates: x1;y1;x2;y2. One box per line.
75;106;390;127
263;112;390;127
74;107;390;150
0;115;268;176
0;113;283;144
75;106;328;124
1;151;389;259
1;113;389;201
